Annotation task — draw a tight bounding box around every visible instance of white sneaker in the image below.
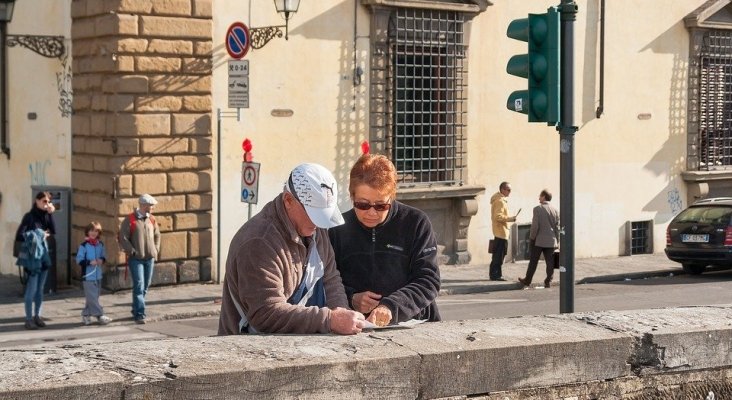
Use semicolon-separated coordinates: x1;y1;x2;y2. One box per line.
82;316;92;326
97;315;112;325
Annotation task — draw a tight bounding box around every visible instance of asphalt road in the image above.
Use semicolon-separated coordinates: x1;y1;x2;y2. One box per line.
2;269;730;348
439;268;732;320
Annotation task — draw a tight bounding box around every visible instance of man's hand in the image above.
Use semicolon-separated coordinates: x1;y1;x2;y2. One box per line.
90;259;97;266
366;305;393;327
352;291;382;314
329;307;366;335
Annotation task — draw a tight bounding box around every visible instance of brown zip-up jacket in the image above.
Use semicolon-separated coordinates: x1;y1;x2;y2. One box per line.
217;193;349;335
119;210;160;260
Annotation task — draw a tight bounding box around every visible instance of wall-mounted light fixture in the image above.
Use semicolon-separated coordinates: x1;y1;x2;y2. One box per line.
250;0;300;50
0;0;66;158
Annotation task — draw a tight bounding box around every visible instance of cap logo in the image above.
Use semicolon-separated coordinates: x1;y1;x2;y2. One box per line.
287;163;345;229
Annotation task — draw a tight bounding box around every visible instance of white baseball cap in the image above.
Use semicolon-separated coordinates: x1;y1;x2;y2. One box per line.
139;193;158;205
286;163;344;229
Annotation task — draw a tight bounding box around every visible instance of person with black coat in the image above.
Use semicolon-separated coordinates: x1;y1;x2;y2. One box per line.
329;150;441;327
14;191;56;329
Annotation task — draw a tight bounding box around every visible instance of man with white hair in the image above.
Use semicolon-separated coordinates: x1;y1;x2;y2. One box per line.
218;163;366;335
119;194;161;324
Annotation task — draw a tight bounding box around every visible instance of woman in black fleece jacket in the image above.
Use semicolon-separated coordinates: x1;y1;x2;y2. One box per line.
329;153;441;327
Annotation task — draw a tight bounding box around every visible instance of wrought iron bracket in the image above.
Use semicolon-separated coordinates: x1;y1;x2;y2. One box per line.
6;34;65;59
250;26;285;49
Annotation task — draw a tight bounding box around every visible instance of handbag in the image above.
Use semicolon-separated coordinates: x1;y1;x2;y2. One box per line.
12;240;22;258
488;239;495;254
553;250;560;269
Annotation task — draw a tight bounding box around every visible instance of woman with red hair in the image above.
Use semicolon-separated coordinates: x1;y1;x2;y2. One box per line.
329;152;441;327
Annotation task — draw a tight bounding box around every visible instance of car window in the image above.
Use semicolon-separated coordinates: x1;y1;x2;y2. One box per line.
675;206;732;224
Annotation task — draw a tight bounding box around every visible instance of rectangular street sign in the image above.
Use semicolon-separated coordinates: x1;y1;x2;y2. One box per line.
228;60;249;77
228;76;249;108
241;162;261;204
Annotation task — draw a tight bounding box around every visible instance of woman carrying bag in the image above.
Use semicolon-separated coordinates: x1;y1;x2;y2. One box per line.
14;191;56;330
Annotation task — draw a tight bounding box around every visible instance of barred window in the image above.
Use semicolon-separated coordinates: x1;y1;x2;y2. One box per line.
371;8;467;185
698;30;732;170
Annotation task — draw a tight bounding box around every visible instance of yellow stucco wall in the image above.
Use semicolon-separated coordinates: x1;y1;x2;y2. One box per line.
0;0;72;275
212;0;699;271
467;0;694;262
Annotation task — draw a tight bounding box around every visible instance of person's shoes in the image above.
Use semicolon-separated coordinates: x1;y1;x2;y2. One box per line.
490;277;508;281
544;279;552;288
24;319;37;330
97;315;112;325
518;277;530;287
33;316;46;328
82;316;92;326
134;317;146;325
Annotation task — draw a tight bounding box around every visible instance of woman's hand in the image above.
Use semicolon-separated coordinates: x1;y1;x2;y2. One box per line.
352;291;382;314
366;305;392;327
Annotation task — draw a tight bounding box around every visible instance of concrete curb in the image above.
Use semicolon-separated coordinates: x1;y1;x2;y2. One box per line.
576;269;680;284
3;305;732;399
440;268;685;296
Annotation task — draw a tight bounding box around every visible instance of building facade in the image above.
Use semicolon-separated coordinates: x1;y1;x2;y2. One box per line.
1;0;730;288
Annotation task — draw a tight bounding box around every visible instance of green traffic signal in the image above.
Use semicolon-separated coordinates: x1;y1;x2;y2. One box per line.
506;7;560;125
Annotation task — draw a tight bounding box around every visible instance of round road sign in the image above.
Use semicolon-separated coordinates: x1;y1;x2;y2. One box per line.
226;22;251;59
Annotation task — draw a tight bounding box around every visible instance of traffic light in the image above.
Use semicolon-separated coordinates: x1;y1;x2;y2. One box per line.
506;7;560;125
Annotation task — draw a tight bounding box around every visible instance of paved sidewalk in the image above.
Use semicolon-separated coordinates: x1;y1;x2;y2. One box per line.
0;253;684;332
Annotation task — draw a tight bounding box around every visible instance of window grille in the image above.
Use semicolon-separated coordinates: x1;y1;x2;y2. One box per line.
371;8;467;185
698;30;732;170
629;220;652;255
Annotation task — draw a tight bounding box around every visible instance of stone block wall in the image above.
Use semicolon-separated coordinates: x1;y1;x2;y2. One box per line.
70;0;213;289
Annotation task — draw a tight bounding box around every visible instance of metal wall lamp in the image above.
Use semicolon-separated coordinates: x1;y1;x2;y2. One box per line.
250;0;300;49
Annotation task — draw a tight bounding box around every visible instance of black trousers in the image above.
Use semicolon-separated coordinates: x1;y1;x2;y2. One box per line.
489;237;508;279
523;245;555;285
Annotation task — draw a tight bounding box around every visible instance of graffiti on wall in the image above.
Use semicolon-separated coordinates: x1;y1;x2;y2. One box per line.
56;54;72;118
29;160;51;185
667;187;683;216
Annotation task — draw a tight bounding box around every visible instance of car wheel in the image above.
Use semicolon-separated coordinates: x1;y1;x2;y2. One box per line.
682;263;707;275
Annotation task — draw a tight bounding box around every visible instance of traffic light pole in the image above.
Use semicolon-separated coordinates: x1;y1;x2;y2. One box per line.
559;0;578;314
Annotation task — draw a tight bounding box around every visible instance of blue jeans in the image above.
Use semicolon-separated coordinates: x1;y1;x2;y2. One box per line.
24;269;49;320
129;258;154;320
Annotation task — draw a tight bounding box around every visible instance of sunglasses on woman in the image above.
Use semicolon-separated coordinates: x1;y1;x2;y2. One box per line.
353;201;391;212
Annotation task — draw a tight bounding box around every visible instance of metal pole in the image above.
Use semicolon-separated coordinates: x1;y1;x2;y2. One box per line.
559;0;578;314
215;108;241;284
216;108;222;284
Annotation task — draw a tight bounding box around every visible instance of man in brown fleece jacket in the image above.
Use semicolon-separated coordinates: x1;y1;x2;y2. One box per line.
218;163;366;335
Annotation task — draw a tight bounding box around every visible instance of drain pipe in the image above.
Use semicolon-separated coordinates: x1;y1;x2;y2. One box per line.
595;0;605;118
0;21;8;158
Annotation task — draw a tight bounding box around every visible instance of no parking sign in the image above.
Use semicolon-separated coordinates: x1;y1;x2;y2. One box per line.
226;22;251;59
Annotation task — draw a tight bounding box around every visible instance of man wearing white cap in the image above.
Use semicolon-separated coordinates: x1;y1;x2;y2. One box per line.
218;163;366;335
119;194;161;324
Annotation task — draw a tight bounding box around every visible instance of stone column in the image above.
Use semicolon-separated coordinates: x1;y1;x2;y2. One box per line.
70;0;213;290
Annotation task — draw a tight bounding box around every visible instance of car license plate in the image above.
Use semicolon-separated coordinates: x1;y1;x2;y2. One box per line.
682;234;709;243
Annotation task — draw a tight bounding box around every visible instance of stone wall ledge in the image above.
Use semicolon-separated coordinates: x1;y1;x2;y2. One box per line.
2;305;732;399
